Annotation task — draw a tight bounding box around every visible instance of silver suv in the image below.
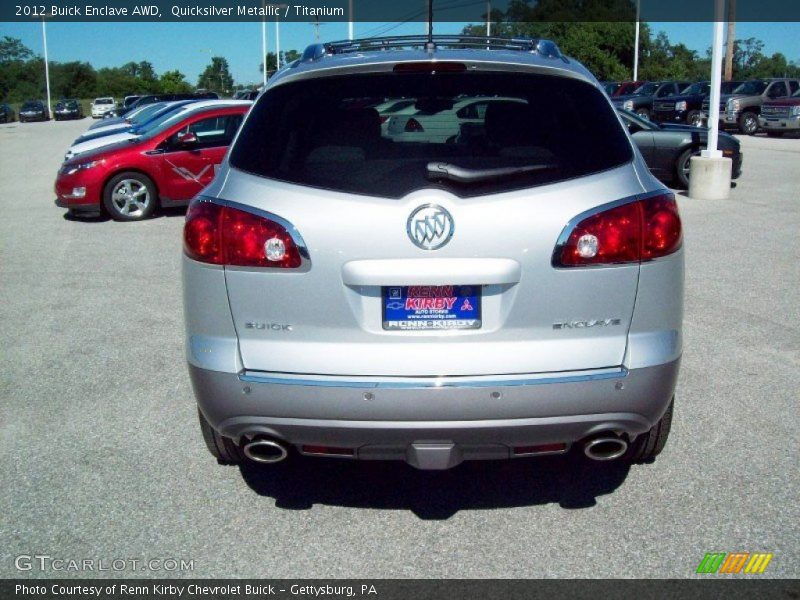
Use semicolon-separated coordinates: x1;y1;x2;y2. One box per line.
183;37;683;471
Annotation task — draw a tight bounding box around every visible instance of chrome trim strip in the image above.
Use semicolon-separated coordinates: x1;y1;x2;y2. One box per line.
239;367;627;389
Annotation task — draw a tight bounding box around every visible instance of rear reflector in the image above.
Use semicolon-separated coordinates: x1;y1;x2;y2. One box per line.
184;200;302;268
513;443;568;456
301;445;355;457
554;192;681;267
405;118;424;132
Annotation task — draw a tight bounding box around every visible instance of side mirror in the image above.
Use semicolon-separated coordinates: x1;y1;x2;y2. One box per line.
176;131;198;145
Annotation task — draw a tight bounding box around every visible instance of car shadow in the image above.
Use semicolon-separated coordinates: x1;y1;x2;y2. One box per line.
238;450;633;519
63;211;108;223
60;206;187;223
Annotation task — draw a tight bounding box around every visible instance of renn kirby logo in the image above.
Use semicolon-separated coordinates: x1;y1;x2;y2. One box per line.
696;552;773;574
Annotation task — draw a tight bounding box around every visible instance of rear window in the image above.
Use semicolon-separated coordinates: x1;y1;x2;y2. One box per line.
230;71;632;198
95;98;114;104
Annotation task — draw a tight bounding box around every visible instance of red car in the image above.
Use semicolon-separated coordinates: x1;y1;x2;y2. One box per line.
603;81;645;97
55;101;251;221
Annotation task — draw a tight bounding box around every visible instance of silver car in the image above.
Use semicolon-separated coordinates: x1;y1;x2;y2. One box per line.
183;36;683;471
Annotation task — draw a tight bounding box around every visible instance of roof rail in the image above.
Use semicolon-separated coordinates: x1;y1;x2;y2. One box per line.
301;35;566;62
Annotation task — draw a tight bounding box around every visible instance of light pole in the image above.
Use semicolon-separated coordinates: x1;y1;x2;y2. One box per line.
275;18;281;70
704;15;725;159
348;0;354;40
41;17;52;120
688;0;731;201
633;0;640;81
261;1;268;86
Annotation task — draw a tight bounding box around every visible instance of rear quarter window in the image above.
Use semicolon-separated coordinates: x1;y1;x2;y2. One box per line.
230;71;632;198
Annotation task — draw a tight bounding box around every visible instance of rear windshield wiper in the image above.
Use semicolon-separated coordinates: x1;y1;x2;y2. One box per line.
426;161;557;183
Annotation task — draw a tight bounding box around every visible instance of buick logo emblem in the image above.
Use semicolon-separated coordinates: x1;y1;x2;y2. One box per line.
407;204;454;250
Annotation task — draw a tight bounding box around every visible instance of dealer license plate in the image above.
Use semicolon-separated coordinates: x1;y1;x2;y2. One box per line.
382;285;481;330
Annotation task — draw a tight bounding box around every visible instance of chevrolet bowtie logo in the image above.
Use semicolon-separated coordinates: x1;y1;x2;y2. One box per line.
407;204;454;250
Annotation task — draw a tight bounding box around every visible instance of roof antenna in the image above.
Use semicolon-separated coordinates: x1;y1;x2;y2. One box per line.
425;0;435;51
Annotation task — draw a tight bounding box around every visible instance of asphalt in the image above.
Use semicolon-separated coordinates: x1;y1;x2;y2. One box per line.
0;118;797;579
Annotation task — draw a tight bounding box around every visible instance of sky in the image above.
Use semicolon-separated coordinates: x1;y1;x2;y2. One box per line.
1;20;798;85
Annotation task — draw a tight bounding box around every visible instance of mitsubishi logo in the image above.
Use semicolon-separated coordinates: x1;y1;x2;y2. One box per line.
407;204;454;250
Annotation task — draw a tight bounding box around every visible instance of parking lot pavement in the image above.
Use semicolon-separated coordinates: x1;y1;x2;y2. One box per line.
0;118;797;579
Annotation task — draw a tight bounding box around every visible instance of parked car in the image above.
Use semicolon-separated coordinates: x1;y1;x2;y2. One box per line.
386;96;525;143
74;101;195;143
91;97;116;118
54;99;84;120
234;89;260;100
619;108;742;188
65;99;244;161
602;81;644;97
87;100;168;131
719;78;799;135
19;100;49;122
184;36;682;471
611;81;691;120
55;101;251;220
653;81;743;127
122;95;141;109
107;92;220;119
758;86;800;136
0;103;15;123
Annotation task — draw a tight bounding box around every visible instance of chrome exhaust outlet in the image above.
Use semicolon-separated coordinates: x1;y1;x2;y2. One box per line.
243;438;289;464
583;437;628;461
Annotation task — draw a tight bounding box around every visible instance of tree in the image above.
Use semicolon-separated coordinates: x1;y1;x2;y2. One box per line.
0;36;33;63
733;37;765;75
259;49;302;77
50;61;97;99
160;69;192;94
462;21;636;80
197;57;233;94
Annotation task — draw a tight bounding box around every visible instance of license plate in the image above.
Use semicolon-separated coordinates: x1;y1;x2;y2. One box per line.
382;285;481;330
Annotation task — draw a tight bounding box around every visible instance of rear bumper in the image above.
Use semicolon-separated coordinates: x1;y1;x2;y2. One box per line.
191;358;679;459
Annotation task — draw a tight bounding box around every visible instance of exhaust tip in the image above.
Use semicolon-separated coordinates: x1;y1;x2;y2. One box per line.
243;438;289;464
583;437;628;461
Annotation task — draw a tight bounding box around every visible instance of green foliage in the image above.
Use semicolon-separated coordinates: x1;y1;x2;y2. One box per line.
259;49;302;77
464;7;798;84
0;37;279;102
160;70;192;94
0;36;33;62
197;57;234;94
731;38;800;79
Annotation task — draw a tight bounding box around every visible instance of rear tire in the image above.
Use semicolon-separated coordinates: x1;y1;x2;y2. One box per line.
676;147;700;189
629;397;674;463
198;408;245;464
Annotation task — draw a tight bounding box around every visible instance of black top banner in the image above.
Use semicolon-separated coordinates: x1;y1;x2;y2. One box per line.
2;0;800;22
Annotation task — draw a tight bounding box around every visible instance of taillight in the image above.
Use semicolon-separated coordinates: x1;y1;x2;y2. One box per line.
405;118;424;132
554;193;681;267
184;201;303;268
640;194;682;260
